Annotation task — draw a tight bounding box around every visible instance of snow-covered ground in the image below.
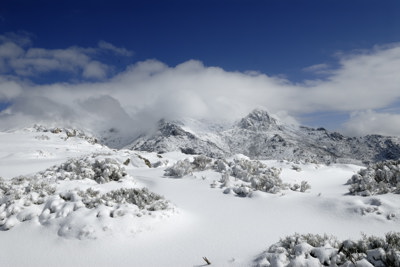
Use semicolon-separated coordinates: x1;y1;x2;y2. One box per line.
0;129;399;266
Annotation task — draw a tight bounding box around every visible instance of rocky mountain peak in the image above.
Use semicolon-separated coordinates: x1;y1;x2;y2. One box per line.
237;109;279;131
157;119;195;139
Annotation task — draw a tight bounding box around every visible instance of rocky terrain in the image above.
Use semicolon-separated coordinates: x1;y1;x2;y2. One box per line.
126;109;400;164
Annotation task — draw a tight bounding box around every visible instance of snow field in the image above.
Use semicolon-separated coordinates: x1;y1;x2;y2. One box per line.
0;130;399;266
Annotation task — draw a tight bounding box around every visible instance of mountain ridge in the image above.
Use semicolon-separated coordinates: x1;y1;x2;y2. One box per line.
13;109;400;164
126;109;400;164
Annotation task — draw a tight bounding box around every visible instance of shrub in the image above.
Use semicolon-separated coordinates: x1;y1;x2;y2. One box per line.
347;160;400;195
254;232;400;267
37;156;128;184
192;155;213;171
164;155;310;196
226;158;285;194
164;159;192;177
78;187;169;211
0;155;171;233
164;155;214;178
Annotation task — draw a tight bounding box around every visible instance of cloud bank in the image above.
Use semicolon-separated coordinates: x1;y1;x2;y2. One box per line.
1;33;400;137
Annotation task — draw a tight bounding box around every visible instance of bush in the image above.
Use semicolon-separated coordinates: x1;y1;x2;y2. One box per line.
34;155;128;184
164;158;193;177
225;158;285;194
164;155;214;178
0;155;171;233
347;160;400;196
254;232;400;267
164;155;311;196
78;187;169;211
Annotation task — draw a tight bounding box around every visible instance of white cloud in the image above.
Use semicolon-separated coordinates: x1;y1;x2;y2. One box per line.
342;110;400;137
0;35;400;137
299;43;400;112
302;63;330;73
0;42;24;58
0;77;23;100
0;32;33;47
82;61;109;79
98;41;133;57
0;33;134;80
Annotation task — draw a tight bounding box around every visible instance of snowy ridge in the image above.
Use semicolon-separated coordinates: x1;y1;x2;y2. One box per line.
127;109;400;164
126;119;227;158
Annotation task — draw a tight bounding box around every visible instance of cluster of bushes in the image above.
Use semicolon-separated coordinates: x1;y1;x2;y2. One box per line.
0;156;170;233
164;155;213;177
347;160;400;196
164;155;311;196
76;187;169;212
223;157;284;195
255;232;400;267
0;175;57;230
37;155;128;184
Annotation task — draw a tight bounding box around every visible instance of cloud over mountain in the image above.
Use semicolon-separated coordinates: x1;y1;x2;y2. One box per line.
0;33;400;137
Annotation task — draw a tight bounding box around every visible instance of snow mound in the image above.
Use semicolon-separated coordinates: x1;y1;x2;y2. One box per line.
0;155;173;239
254;232;400;267
347;160;400;196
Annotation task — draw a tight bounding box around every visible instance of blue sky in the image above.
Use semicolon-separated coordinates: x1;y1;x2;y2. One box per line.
0;0;400;136
2;0;399;80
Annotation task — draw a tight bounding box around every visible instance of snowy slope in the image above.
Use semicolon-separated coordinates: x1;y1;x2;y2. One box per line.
0;127;399;266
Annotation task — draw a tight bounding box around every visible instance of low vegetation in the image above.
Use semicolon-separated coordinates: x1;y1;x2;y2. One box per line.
347;160;400;196
164;155;311;196
255;232;400;266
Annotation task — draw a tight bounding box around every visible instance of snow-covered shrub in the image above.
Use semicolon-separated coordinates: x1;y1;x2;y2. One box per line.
347;160;400;196
0;176;57;230
0;156;172;236
192;155;213;171
254;232;400;267
291;181;312;192
219;172;231;187
230;158;270;182
164;158;192;177
78;187;169;211
164;155;214;178
250;168;284;194
300;181;311;192
38;156;128;184
164;155;308;195
233;185;252;197
291;165;302;172
214;159;228;172
226;158;285;194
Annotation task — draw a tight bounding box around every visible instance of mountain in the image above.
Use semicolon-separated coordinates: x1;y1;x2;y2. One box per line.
126;109;400;164
125;119;227;158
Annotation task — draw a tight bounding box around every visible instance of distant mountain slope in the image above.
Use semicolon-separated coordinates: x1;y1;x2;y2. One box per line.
126;109;400;164
126;119;226;158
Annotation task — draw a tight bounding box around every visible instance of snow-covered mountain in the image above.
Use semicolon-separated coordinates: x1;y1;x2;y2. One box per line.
126;109;400;164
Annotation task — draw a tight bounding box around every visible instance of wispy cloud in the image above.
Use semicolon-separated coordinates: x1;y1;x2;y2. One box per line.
302;63;330;73
1;34;400;137
98;41;134;57
0;33;134;80
343;110;400;136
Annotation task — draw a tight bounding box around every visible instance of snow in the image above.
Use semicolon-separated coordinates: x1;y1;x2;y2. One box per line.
0;129;399;266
